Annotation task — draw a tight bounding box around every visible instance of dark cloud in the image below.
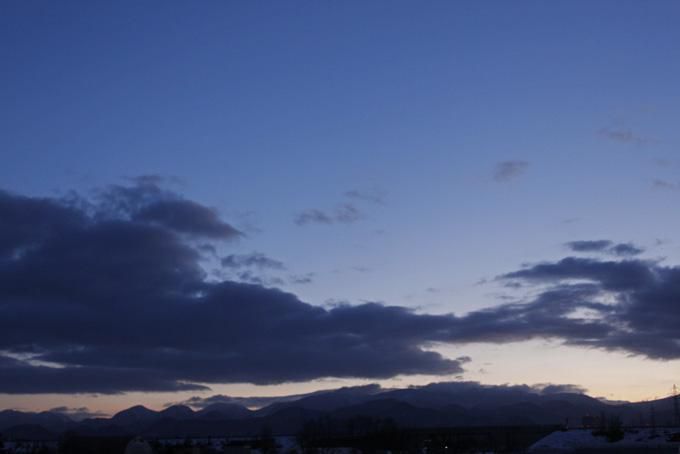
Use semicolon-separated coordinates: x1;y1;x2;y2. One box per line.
533;383;587;395
94;180;241;239
134;199;240;239
0;184;466;393
565;240;643;256
609;242;644;256
502;257;655;291
221;252;285;271
565;240;613;252
2;183;678;394
494;256;680;359
440;283;615;345
0;355;208;394
493;161;528;182
0;190;85;258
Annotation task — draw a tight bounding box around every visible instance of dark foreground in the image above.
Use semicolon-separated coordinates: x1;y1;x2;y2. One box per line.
1;425;559;453
6;425;680;453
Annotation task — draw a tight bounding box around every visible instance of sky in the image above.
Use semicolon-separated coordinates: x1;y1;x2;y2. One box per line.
1;0;680;417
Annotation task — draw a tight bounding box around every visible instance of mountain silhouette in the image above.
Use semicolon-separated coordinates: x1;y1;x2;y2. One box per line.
2;383;678;440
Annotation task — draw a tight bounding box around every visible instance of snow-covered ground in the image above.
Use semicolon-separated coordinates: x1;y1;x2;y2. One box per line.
530;427;680;452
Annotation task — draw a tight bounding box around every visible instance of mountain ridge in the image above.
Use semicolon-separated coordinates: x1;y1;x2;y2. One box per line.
2;383;677;440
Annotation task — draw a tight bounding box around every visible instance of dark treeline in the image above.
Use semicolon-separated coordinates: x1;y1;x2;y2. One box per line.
296;416;558;453
1;419;560;454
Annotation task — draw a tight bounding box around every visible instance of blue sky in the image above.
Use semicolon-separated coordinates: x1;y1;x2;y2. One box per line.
2;1;680;413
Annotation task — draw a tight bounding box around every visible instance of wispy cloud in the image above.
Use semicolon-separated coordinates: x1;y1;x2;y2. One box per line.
49;406;108;421
493;160;529;182
234;271;285;287
294;188;386;226
653;179;679;190
221;252;286;271
294;208;333;225
597;127;657;146
289;273;315;284
565;239;643;256
344;188;386;205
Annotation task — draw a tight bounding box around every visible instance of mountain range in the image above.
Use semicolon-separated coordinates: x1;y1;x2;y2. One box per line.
1;382;677;440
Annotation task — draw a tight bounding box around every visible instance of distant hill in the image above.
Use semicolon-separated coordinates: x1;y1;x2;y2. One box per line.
111;405;159;426
1;424;56;441
159;405;195;420
1;382;677;440
196;402;253;420
0;410;74;434
255;384;382;415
